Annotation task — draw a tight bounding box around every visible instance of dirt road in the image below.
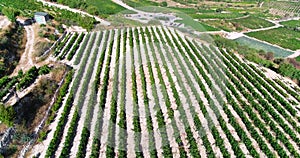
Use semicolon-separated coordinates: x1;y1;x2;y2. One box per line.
11;25;35;76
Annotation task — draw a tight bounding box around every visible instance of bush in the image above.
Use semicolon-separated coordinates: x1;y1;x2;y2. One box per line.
160;1;167;7
0;104;15;126
216;8;223;13
2;7;18;21
38;65;51;75
278;63;300;80
86;5;98;15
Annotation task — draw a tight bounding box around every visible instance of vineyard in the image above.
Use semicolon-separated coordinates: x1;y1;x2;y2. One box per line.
264;1;300;17
31;26;300;157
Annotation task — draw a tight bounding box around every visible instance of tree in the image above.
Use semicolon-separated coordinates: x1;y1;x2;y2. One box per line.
278;63;296;77
0;104;16;126
216;8;223;13
160;1;168;7
2;7;18;22
38;65;51;75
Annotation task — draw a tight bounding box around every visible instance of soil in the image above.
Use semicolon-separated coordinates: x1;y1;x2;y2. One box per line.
14;65;67;131
11;25;35;76
0;124;8;134
0;16;11;29
0;23;26;78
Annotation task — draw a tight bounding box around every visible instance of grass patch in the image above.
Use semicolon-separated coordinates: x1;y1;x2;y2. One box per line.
280;20;300;28
191;12;244;19
172;0;198;5
85;0;126;18
175;13;219;32
123;0;159;7
137;6;172;13
228;16;274;29
107;15;145;27
296;56;300;62
203;16;274;32
246;27;300;51
235;36;294;58
169;7;215;14
203;20;234;32
199;22;219;31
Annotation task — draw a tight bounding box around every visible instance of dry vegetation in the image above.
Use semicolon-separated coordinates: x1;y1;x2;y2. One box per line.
0;22;26;78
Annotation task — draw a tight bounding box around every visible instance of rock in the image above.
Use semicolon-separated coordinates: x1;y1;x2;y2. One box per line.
0;127;15;154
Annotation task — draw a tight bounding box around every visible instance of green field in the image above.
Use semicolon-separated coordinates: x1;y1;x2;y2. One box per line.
191;12;245;19
169;7;216;14
246;27;300;51
280;20;300;28
228;16;274;29
235;36;294;58
122;0;159;7
203;20;233;32
175;13;219;32
204;16;274;32
85;0;126;18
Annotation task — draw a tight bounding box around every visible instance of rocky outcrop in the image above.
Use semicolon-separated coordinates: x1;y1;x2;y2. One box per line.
0;127;15;154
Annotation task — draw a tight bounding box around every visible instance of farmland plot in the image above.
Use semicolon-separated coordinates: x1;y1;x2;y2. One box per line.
30;26;300;157
264;1;300;17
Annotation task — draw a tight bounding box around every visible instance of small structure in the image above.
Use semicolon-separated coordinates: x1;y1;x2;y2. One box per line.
34;12;49;25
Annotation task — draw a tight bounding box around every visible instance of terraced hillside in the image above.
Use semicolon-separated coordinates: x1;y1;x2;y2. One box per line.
30;26;300;158
264;1;300;17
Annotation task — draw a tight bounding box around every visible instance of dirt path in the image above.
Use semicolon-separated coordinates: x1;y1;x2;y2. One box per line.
123;28;136;158
12;26;34;76
287;50;300;58
113;29;125;156
226;21;281;39
242;24;282;34
36;0;110;26
235;16;300;34
111;0;147;14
